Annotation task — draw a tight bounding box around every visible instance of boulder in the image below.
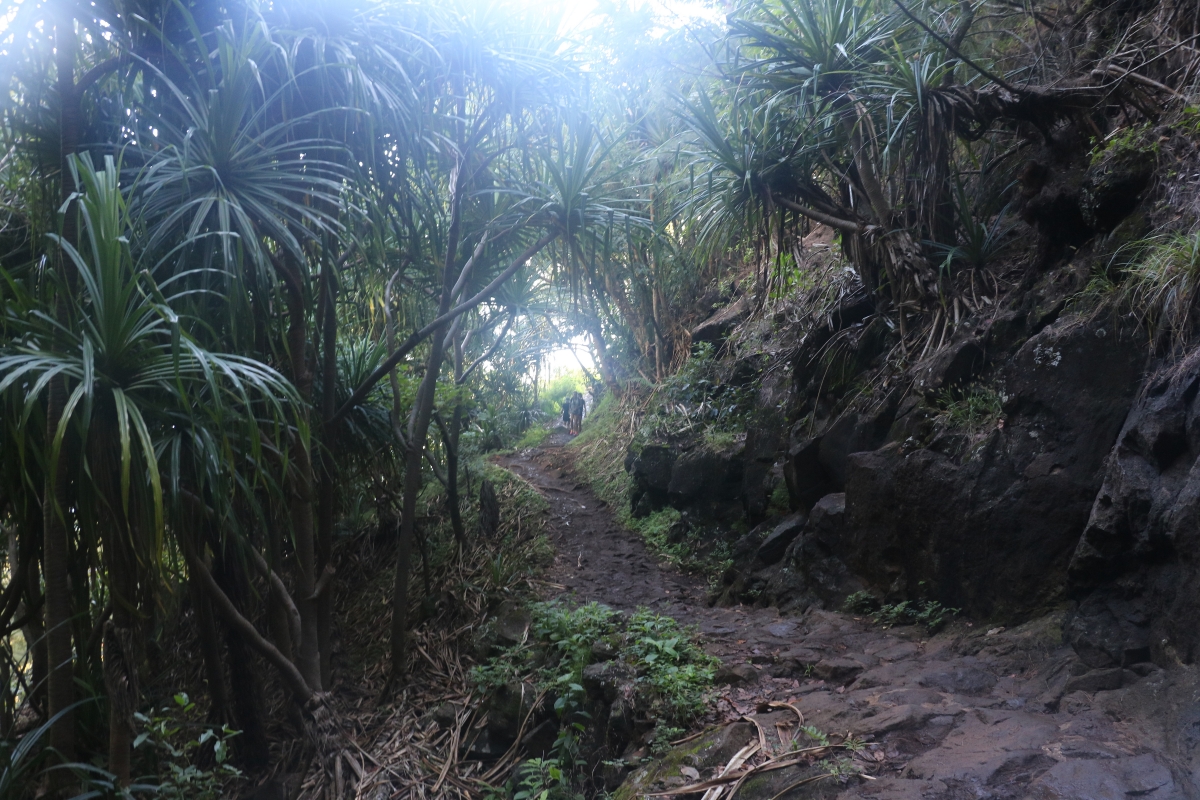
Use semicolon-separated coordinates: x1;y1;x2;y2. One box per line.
690;296;750;344
842;317;1144;617
813;657;864;684
714;662;760;685
628;445;675;514
806;492;845;547
1062;667;1124;694
1068;346;1200;665
582;660;637;704
912;337;986;394
667;445;745;522
818;404;895;489
754;512;806;565
1028;754;1175;800
783;433;831;511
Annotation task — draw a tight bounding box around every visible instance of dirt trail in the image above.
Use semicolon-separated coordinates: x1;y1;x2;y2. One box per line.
497;433;1192;798
497;431;789;666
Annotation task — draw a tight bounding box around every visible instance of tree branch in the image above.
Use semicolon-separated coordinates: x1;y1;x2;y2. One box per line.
332;232;557;425
769;192;873;234
248;548;302;652
458;311;515;384
184;542;314;705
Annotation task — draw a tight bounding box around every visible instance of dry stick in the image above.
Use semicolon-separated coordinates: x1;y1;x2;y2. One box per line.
184;544;314;704
248;547;302;652
767;772;833;800
333;232;556;425
1096;64;1186;98
481;689;549;782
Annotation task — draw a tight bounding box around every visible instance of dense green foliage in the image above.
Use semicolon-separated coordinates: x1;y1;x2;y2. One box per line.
1;0;1196;793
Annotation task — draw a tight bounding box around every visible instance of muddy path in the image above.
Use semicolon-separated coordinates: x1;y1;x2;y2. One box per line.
497;433;1193;798
496;431;792;667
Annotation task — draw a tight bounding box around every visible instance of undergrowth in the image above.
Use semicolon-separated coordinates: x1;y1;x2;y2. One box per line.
637;343;756;441
1120;230;1200;348
472;601;717;730
474;601;716;799
842;591;958;633
513;424;551;450
933;383;1005;432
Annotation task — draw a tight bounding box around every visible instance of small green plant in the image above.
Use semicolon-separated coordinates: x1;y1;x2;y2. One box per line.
640;343;757;440
934;383;1004;432
515;425;551;449
702;429;740;451
871;600;958;632
647;726;686;756
841;591;880;614
473;603;715;798
133;693;243;800
1090;121;1158;163
799;726;829;746
928;183;1014;274
1120;230;1200;347
513;758;575;800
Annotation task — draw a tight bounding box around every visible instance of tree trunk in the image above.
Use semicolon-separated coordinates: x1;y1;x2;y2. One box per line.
190;573;230;724
391;169;465;679
278;254;322;694
317;261;338;688
445;336;466;548
212;550;271;770
42;381;74;764
45;6;82;770
102;622;136;786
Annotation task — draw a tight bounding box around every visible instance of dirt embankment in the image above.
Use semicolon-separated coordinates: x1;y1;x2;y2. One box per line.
500;434;1200;799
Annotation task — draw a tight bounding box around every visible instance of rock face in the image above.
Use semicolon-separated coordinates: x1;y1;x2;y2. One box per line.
617;609;1200;799
1068;347;1200;666
841;318;1144;616
628;441;746;523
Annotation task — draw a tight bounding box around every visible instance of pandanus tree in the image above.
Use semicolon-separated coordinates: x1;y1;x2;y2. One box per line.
0;154;302;784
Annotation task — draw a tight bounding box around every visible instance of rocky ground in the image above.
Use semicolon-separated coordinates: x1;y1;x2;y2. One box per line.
497;433;1200;799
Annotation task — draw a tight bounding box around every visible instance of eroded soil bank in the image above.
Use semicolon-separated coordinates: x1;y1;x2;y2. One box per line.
499;434;1200;799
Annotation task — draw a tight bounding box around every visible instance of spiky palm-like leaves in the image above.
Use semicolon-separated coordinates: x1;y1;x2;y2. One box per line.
0;154;301;783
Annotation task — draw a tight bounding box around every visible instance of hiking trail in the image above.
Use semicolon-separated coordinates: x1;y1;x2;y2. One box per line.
496;432;1188;798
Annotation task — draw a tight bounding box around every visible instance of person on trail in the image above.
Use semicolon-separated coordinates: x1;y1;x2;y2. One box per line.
561;397;571;428
568;391;584;435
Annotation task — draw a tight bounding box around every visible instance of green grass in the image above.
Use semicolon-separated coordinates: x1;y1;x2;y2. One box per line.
514;424;551;449
1120;230;1200;347
934;383;1004;433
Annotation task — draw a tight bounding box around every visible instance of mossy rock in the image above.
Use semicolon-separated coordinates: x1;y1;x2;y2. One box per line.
613;721;755;800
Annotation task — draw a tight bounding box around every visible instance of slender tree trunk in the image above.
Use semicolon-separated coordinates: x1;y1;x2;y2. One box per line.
265;509;295;664
23;556;46;716
279;254;322;693
42;385;73;765
45;7;81;771
190;574;230;724
581;294;621;393
90;418;141;787
212;550;271;770
444;334;466;548
317;262;338;688
391;170;465;679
